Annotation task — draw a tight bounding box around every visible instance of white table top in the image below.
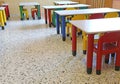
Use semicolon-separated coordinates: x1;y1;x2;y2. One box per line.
53;1;79;5
70;18;120;34
42;4;90;9
2;3;8;5
19;2;39;6
0;7;5;10
55;8;120;16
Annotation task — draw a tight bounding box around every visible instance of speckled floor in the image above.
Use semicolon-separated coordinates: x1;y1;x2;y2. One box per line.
0;16;120;84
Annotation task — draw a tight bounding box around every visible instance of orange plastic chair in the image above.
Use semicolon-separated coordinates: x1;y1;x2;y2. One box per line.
82;13;104;54
93;31;120;75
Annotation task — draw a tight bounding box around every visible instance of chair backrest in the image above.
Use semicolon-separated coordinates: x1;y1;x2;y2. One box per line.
98;31;120;43
65;7;76;10
89;13;104;19
104;12;119;18
71;14;87;20
89;14;104;37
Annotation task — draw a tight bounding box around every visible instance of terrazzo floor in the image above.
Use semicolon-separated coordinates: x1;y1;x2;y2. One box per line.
0;16;120;84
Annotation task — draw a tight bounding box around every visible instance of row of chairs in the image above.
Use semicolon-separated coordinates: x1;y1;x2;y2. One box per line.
22;7;38;20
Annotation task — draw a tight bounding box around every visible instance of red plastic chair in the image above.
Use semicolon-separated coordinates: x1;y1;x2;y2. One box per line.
2;4;10;20
31;8;38;19
93;31;120;75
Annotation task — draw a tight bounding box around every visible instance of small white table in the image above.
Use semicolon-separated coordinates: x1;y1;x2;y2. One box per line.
55;8;120;41
19;2;39;6
70;18;120;74
19;2;41;20
1;3;10;20
42;4;90;27
53;1;79;5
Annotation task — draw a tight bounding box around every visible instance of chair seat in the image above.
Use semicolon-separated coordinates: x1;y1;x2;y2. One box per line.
94;43;117;52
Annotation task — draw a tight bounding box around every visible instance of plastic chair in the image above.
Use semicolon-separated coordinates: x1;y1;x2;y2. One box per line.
105;12;119;18
93;31;120;75
65;7;77;21
82;13;104;54
31;8;38;19
104;12;119;57
66;14;87;38
66;7;88;37
22;8;29;20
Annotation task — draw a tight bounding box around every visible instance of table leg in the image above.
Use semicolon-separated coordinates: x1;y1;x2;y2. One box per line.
19;6;24;20
7;5;10;17
48;9;51;27
2;9;7;25
72;25;77;56
0;11;5;30
44;9;47;24
36;5;41;19
56;14;60;34
61;16;66;41
87;34;94;74
2;5;10;20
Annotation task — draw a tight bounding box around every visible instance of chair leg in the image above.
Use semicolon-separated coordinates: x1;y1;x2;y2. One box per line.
96;52;102;75
70;27;72;40
105;54;110;64
32;11;35;19
82;36;87;54
26;11;29;20
77;29;82;35
115;52;120;71
66;26;69;37
111;53;115;57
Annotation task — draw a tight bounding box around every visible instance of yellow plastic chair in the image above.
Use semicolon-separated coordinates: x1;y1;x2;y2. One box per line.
66;14;87;38
82;13;104;54
104;12;119;18
22;8;29;20
65;7;77;21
